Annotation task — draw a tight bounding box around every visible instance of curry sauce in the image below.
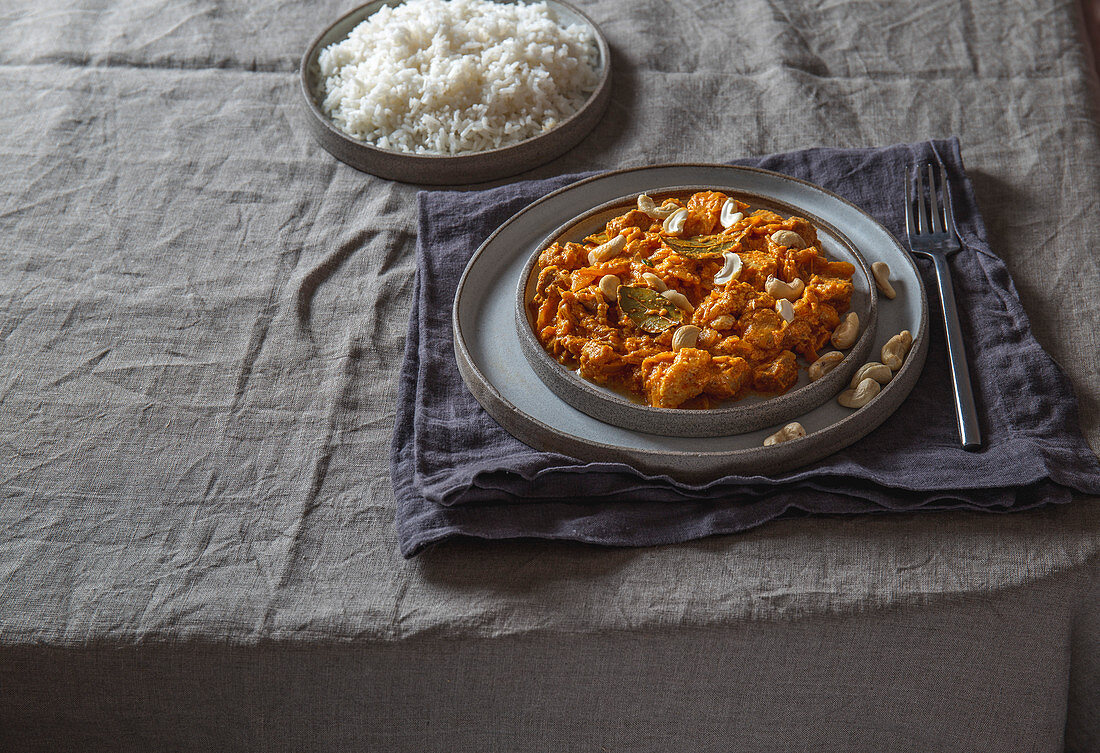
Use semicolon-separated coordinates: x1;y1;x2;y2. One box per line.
530;191;855;409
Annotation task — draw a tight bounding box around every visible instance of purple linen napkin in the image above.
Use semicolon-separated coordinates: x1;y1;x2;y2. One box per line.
390;139;1100;557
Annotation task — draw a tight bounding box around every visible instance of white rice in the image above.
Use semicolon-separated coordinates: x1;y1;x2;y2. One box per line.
317;0;600;155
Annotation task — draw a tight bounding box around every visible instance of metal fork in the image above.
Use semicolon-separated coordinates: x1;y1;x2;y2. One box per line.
904;161;982;450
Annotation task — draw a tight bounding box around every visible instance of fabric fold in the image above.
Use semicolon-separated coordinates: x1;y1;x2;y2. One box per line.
390;139;1100;557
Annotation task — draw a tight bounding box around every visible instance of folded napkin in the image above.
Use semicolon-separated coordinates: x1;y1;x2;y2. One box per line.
390;138;1100;557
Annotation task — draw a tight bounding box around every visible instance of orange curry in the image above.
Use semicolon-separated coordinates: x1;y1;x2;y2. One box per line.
529;191;855;409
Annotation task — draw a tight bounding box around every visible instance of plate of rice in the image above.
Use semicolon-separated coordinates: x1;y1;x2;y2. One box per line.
299;0;612;185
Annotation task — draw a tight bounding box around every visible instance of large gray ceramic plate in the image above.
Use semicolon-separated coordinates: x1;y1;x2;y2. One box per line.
453;164;929;480
299;0;612;185
515;186;878;438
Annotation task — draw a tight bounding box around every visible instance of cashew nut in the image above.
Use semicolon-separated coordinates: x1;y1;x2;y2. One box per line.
661;289;694;312
837;377;881;408
641;272;668;292
808;351;844;381
850;361;892;388
830;312;859;349
713;251;743;285
765;275;805;301
709;314;736;330
598;274;621;301
872;261;896;300
637;194;676;220
720;199;744;229
587;234;627;265
763;421;807;446
775;298;795;323
662;207;689;236
881;330;914;371
671;324;701;351
770;230;807;249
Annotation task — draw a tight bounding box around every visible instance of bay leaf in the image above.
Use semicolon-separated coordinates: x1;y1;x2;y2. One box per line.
617;285;683;334
662;236;739;259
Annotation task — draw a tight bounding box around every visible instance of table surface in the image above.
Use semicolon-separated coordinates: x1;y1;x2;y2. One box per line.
2;0;1099;750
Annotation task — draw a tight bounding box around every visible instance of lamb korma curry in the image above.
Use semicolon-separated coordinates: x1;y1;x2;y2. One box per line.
529;191;856;409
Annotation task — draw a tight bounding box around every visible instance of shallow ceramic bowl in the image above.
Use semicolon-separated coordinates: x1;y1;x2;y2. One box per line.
515;187;879;438
299;0;612;185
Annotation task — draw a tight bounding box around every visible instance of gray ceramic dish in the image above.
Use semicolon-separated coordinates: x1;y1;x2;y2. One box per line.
299;0;612;185
452;164;929;480
515;187;878;437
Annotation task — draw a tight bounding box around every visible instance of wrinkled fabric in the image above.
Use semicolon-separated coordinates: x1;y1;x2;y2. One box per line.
3;0;1100;750
393;139;1100;556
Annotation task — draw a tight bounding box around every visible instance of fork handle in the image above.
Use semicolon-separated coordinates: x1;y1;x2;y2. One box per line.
931;254;982;450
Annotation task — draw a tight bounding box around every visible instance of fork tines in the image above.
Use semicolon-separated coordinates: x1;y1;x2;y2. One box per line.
906;160;957;238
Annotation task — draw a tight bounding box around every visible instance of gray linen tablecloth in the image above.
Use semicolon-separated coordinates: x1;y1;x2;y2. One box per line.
2;0;1099;751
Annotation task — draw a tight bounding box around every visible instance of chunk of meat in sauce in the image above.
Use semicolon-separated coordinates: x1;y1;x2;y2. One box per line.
539;241;589;270
606;209;656;237
578;340;623;381
642;348;712;408
805;275;853;311
703;356;752;401
641;348;756;408
694;281;754;326
740;307;785;351
683;191;728;236
753;351;798;393
785;217;819;248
